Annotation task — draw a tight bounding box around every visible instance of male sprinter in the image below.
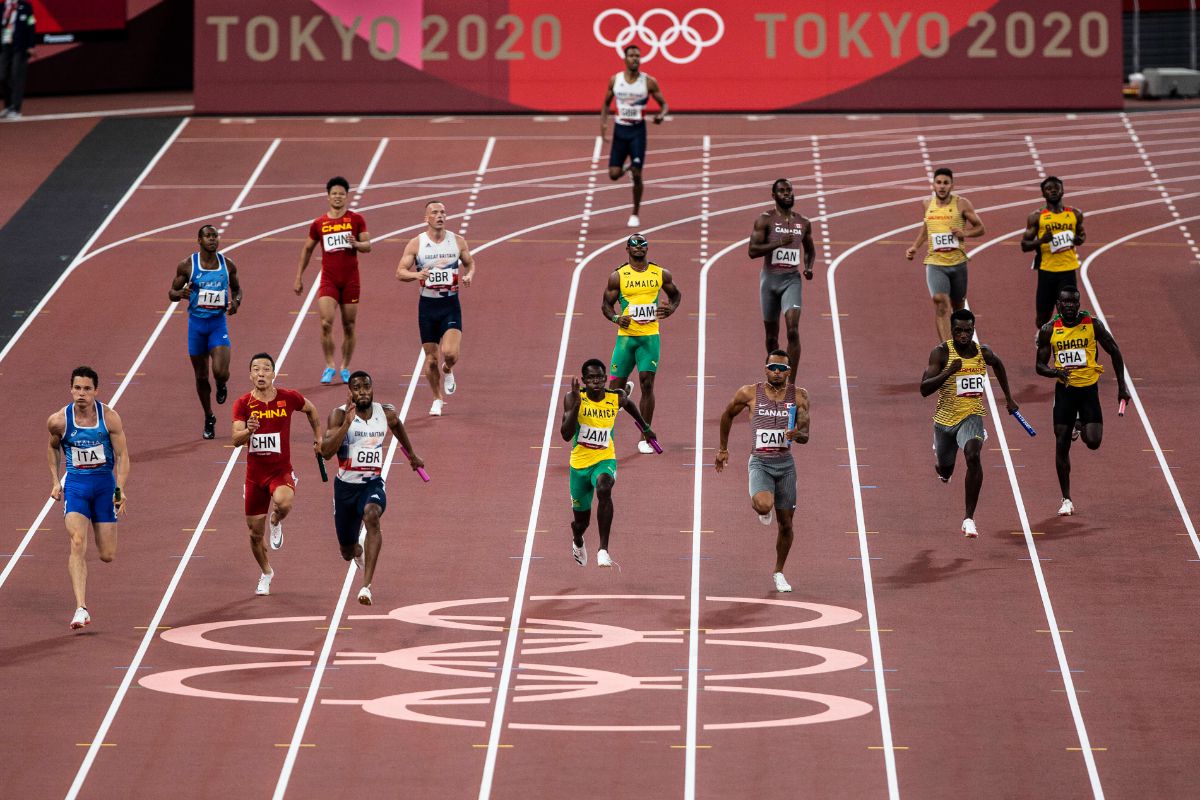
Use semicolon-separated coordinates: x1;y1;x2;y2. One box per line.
1021;176;1087;329
1036;286;1130;516
715;351;809;593
600;44;668;227
561;358;654;568
601;233;681;452
47;366;131;629
321;371;424;605
396;200;476;416
919;309;1018;538
295;176;371;384
905;167;986;342
168;224;242;439
747;178;815;377
232;353;322;595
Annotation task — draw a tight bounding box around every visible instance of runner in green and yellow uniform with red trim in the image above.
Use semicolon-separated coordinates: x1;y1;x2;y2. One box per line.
1020;176;1087;329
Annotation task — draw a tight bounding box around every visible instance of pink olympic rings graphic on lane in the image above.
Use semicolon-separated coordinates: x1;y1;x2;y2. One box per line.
593;8;725;65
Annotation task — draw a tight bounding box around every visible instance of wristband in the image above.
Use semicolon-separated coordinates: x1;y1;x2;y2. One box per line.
612;314;619;323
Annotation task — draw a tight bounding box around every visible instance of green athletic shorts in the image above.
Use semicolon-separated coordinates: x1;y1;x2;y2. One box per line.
609;334;660;379
569;459;617;510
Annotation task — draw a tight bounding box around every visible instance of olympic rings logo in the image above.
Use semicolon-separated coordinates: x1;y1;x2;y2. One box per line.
593;8;725;65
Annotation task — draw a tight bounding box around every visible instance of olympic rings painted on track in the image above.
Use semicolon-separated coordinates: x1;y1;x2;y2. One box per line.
593;8;724;65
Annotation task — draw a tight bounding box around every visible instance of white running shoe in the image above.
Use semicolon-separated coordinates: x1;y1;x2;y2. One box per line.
624;379;634;397
443;371;457;395
255;570;274;596
758;508;775;526
353;547;365;572
429;398;444;416
773;572;792;593
70;606;91;630
627;214;640;228
268;516;284;550
961;518;978;538
572;540;587;566
597;549;614;568
637;440;655;454
357;585;373;606
1058;498;1075;516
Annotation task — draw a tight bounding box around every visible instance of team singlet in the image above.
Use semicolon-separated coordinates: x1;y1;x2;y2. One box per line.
1049;312;1103;387
309;211;367;279
924;194;967;267
751;383;796;462
62;401;115;476
233;388;307;478
612;72;649;125
616;262;663;337
570;390;620;469
762;213;807;274
933;339;987;426
336;402;388;483
187;251;231;319
1033;207;1081;273
415;230;462;299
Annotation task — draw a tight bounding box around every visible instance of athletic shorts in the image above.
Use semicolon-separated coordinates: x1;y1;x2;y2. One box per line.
932;415;987;470
244;468;296;516
1036;269;1080;317
570;459;617;511
187;314;230;357
609;334;660;379
333;476;387;548
1053;381;1102;428
418;294;462;344
609;122;647;170
63;471;118;524
318;270;361;305
760;269;804;323
747;454;797;510
925;261;969;302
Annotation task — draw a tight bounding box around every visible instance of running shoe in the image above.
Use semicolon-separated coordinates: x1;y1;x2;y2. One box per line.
357;585;373;606
269;516;284;550
429;398;444;416
572;539;587;566
1072;419;1083;442
624;379;634;397
961;518;978;538
758;508;775;526
353;546;364;572
934;464;950;484
596;549;617;568
1058;498;1075;516
203;414;217;440
320;367;337;384
443;371;457;395
255;570;274;596
627;214;640;228
772;572;793;593
216;383;227;404
70;606;91;630
637;440;655;454
341;369;350;384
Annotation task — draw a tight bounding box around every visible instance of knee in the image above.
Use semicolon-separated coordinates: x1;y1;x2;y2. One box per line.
608;168;623;181
339;545;356;561
274;498;293;516
363;507;382;526
751;494;773;514
595;477;615;498
1085;437;1102;451
319;319;335;335
342;319;356;335
98;549;116;564
442;351;458;367
932;295;951;312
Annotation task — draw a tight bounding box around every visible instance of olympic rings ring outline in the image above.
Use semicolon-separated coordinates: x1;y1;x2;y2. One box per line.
593;8;725;65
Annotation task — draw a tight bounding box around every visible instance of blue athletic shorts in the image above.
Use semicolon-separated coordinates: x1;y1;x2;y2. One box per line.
609;122;647;170
418;295;462;344
333;476;387;548
187;314;231;357
63;471;118;523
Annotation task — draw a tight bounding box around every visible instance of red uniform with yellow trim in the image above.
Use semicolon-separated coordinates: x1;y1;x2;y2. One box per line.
309;211;367;304
233;388;307;515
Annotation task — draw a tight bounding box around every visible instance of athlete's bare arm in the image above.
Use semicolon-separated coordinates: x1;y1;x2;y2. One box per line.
958;197;986;239
791;387;811;444
458;236;475;287
301;398;322;455
225;258;243;315
1019;210;1047;252
714;384;755;472
1035;324;1067;381
168;259;193;302
352;229;372;254
1073;209;1087;246
981;346;1019;413
600;75;616;139
747;213;781;259
619;390;653;439
1093;319;1131;402
601;270;632;329
295;236;318;295
385;405;424;470
46;411;65;500
395;237;423;282
560;379;583;441
920;343;958;397
905;199;930;260
105;406;130;513
320;403;352;459
647;76;668;123
800;219;816;277
656;268;682;318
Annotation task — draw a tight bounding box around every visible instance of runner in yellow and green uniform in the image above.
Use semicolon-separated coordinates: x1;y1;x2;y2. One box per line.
560;358;655;568
1020;176;1087;329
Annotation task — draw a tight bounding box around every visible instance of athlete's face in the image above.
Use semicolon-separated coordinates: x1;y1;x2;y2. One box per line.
70;377;96;407
933;174;954;200
581;366;608;394
624;47;640;72
328;186;348;212
1057;292;1081;323
426;203;447;230
249;358;275;390
626;238;648;261
764;357;790;387
349;377;374;409
772;182;794;210
951;319;975;348
198;226;220;252
1042;180;1064;205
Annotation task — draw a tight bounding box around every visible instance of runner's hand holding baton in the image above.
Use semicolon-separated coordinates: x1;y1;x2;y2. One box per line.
1010;409;1037;437
402;445;430;482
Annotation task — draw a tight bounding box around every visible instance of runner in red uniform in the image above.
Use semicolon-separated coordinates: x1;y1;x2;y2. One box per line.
231;352;322;596
294;176;371;385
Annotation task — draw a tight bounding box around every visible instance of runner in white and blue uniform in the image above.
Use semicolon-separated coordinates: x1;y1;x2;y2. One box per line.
320;371;424;606
601;44;669;228
169;225;242;439
47;366;131;630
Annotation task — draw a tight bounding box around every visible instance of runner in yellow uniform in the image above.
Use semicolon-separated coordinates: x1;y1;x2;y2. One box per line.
1020;176;1087;329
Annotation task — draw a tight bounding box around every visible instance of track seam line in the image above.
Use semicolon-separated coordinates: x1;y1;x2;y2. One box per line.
221;138;281;233
574;137;602;262
1024;135;1047;180
459;136;496;236
1120;114;1200;264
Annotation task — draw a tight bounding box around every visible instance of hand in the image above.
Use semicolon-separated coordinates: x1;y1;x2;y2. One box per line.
114;488;127;515
50;481;63;501
178;281;192;299
461;272;473;287
803;268;813;281
293;277;304;295
653;114;664;125
409;453;425;471
600;124;608;142
655;305;672;319
567;378;582;406
1041;230;1055;244
714;448;729;473
778;232;795;247
905;247;916;261
950;226;965;242
1006;398;1020;414
247;416;261;433
1118;385;1132;403
946;358;963;375
618;315;632;329
227;297;240;316
642;427;656;443
312;439;322;455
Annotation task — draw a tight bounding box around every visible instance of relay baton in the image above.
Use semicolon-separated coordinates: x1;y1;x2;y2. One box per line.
788;405;797;445
1118;398;1127;417
647;438;663;454
401;445;431;482
316;452;329;482
1010;409;1037;437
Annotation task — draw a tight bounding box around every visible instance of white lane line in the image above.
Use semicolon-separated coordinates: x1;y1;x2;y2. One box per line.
1025;135;1047;180
459;136;496;236
9;104;194;122
916;135;934;179
222;138;281;231
573;138;602;262
699;136;710;265
351;138;390;208
810;136;832;267
1120;114;1200;269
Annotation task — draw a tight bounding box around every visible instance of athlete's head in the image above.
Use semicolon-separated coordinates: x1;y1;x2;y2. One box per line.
764;349;791;385
347;371;373;408
623;44;640;71
580;358;608;392
248;352;276;389
70;366;98;399
327;176;350;210
772;178;794;210
1056;285;1081;322
425;200;447;230
197;225;219;252
950;308;975;346
1040;176;1064;204
626;233;648;260
932;167;954;199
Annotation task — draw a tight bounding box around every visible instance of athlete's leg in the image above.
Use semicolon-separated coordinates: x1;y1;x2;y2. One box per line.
595;473;615;551
638;370;656;426
317;295;339;368
608;165;625;180
361;503;383;587
963;437;983;518
783;308;801;380
774;507;795;573
439;328;462;376
763;319;781;354
270;484;295;526
571;509;591;545
422;342;443;398
245;514;270;573
189;354;213;417
210;345;231;399
751;490;774;516
630;165;643;215
1054;424;1074;499
1081;423;1103;450
65;513;91;608
339;302;358;370
931;293;952;341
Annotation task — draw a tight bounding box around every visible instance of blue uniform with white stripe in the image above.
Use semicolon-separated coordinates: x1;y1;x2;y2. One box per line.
62;401;118;523
186;252;232;356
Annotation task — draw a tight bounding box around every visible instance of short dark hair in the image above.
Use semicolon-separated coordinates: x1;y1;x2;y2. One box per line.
950;308;975;325
425;199;444;210
623;44;640;57
326;176;350;193
249;352;276;369
71;365;99;388
765;349;790;364
1058;284;1080;297
771;178;791;193
581;358;606;376
347;370;371;385
197;224;217;238
1040;175;1063;191
933;167;954;180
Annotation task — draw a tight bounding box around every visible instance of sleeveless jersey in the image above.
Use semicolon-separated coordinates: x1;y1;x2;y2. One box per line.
762;213;807;274
232;388;307;478
309;211;366;280
751;383;796;463
1049;312;1103;387
570;390;620;469
612;71;649;125
415;231;461;299
63;401;115;476
187;252;231;319
616;263;663;337
933;339;987;426
923;194;967;267
1033;207;1081;273
336;402;388;483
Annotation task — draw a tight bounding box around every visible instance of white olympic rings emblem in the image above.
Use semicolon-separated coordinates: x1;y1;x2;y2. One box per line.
593;8;725;65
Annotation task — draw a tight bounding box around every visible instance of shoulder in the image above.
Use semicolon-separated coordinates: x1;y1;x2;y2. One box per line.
351;211;367;225
1037;321;1055;341
735;383;757;401
284;388;307;406
47;408;66;432
102;405;124;428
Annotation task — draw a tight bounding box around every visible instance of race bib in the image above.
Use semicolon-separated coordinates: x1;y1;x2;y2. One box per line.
1056;348;1087;369
955;374;985;397
197;288;226;309
754;429;789;451
617;104;643;122
627;303;657;323
323;231;353;251
349;445;383;471
930;232;959;252
1050;230;1075;253
249;431;281;454
424;267;455;288
577;424;611;449
772;247;801;267
72;444;107;469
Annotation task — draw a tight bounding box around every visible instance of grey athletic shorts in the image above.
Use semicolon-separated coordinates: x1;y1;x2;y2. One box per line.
747;454;797;509
932;415;987;470
760;269;803;323
925;261;968;302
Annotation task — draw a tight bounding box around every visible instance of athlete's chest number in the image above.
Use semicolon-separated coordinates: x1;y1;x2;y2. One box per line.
627;303;657;323
931;232;959;252
1050;230;1075;253
72;444;107;468
323;231;353;251
250;432;281;453
577;424;611;449
955;374;985;397
1056;348;1087;368
197;288;225;308
755;429;789;451
352;448;383;467
617;104;643;121
425;267;454;288
771;247;801;266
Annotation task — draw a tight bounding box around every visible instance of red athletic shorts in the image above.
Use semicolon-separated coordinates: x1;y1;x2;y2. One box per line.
244;469;297;516
318;271;360;305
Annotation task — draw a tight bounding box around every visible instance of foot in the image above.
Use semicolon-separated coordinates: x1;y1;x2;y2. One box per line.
70;606;91;630
269;516;284;550
255;570;274;596
572;539;587;566
637;440;655;454
961;518;978;538
772;572;792;593
597;549;614;568
353;546;364;572
340;368;351;384
1072;419;1083;441
934;464;950;484
203;414;217;440
357;585;373;606
216;383;227;404
429;398;444;416
443;371;457;395
1058;498;1075;516
624;379;634;397
320;366;337;384
758;508;775;526
627;214;640;228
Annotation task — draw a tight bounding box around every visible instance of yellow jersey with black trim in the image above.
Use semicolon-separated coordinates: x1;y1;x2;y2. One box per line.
1033;207;1081;273
616;262;663;337
570;390;620;468
1050;312;1103;387
923;194;967;267
933;339;987;426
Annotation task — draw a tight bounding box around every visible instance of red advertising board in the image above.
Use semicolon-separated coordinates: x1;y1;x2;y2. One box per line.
194;0;1123;113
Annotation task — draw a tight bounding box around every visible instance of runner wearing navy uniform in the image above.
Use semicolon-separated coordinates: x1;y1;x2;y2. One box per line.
601;44;668;228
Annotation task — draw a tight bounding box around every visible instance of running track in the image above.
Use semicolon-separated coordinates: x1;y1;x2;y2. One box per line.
1;111;1198;799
